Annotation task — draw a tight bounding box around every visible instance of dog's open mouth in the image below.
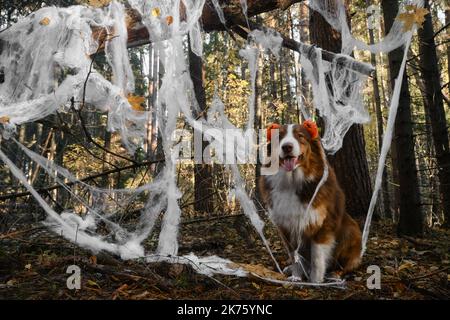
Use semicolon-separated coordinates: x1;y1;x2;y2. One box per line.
280;156;299;172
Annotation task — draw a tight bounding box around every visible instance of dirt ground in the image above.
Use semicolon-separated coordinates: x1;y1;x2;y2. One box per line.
0;214;449;300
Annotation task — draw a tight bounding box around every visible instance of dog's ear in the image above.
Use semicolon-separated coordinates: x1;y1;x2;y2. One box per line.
302;120;319;140
266;123;281;142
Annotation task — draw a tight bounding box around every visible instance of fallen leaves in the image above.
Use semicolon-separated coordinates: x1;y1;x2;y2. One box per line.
229;263;286;281
397;5;429;32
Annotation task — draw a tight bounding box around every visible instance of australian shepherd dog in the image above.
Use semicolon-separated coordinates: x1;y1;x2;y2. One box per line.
259;122;362;283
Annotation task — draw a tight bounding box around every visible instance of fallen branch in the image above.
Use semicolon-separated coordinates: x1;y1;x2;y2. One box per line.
231;22;374;77
91;0;373;76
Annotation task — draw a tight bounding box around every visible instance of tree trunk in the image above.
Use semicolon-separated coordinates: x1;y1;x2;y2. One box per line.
188;37;214;214
381;0;422;236
366;0;391;218
417;0;450;228
412;62;442;221
298;3;311;115
446;7;450;91
254;46;263;209
309;5;373;220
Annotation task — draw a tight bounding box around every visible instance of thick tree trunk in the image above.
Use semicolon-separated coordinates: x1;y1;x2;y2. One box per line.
309;6;373;220
188;38;214;214
418;0;450;227
381;0;422;236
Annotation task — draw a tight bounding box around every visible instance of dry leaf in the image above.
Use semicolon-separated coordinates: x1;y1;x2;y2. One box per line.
110;275;120;282
39;17;50;26
128;94;146;112
397;5;429;32
229;263;286;281
398;260;416;271
166;16;174;25
6;279;16;286
384;265;396;275
251;282;261;290
151;7;161;18
89;255;97;265
0;116;10;124
80;0;111;8
87;279;100;288
116;284;128;292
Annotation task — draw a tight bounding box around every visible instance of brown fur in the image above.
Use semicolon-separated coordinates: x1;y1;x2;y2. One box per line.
259;124;362;275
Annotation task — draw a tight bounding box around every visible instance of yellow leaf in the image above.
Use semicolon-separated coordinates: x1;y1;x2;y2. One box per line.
397;5;429;32
0;116;10;124
398;260;416;271
151;7;161;18
87;280;100;288
128;94;146;112
166;16;174;25
251;282;260;290
39;17;50;26
80;0;111;8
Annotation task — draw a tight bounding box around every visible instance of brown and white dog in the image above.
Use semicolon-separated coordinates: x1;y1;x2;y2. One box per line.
259;122;362;283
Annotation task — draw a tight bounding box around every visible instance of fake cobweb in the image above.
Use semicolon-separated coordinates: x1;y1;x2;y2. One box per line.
0;0;424;286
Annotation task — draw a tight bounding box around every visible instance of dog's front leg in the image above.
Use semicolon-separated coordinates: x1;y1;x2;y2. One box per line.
310;240;335;283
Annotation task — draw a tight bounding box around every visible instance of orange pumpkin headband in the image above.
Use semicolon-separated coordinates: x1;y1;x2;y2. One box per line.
266;120;319;142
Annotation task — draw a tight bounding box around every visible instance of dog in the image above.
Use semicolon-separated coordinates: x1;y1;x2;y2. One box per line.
259;121;362;283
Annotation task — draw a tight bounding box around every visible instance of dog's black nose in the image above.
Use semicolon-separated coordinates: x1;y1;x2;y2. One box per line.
282;143;293;154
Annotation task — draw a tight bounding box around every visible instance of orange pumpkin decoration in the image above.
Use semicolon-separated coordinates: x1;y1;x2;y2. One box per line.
266;123;280;142
303;120;319;139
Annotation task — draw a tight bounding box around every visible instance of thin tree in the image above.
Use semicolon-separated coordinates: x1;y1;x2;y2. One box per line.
309;2;373;220
366;0;391;218
381;0;422;236
188;37;214;214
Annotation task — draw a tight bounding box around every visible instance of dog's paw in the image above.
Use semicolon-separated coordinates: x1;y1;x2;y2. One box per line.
283;263;307;279
309;273;324;284
287;275;303;282
326;271;343;281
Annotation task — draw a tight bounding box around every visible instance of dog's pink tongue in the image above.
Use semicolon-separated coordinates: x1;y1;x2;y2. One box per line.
282;158;297;172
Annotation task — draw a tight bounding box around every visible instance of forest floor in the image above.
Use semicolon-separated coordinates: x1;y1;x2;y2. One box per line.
0;214;449;300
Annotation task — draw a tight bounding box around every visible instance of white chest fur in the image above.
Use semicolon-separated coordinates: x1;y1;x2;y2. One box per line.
266;169;321;245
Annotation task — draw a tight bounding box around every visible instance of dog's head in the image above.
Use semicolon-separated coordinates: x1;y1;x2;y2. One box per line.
267;121;320;172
